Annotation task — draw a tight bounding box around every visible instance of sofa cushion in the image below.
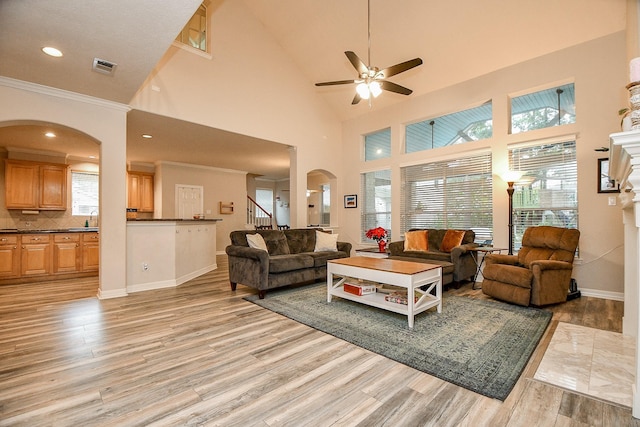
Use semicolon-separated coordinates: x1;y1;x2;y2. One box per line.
246;233;268;251
404;230;428;251
284;229;316;254
258;230;290;255
268;254;314;273
307;250;348;267
315;230;338;252
440;230;466;253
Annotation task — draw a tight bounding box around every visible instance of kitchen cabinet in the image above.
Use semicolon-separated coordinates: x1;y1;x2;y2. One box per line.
81;232;100;272
127;172;154;213
52;233;81;274
0;235;20;278
5;160;68;210
21;234;51;276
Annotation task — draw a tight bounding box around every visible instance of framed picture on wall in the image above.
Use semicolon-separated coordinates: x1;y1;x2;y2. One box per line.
344;194;357;208
597;158;620;193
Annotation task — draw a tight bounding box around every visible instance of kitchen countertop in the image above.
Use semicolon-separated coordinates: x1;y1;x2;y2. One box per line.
0;227;99;234
126;218;222;222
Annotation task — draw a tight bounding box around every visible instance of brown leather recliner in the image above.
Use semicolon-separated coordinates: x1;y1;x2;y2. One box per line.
482;226;580;306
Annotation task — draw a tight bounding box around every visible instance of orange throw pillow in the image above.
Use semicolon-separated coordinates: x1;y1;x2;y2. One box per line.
404;230;428;251
439;230;465;253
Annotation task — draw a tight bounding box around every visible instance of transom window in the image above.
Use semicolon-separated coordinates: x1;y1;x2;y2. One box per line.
364;128;391;161
400;153;493;243
405;101;493;153
175;3;207;52
510;83;575;134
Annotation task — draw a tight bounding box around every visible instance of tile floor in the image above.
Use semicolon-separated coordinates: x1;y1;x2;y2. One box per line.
534;322;636;407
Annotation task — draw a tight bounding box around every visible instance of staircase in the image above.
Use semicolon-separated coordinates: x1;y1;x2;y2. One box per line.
247;195;273;229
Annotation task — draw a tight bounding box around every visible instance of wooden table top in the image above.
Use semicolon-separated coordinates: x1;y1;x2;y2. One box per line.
329;256;441;275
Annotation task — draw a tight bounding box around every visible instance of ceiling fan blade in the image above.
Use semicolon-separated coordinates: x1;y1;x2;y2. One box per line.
379;57;423;79
352;93;362;105
380;80;413;95
345;51;368;75
315;79;357;86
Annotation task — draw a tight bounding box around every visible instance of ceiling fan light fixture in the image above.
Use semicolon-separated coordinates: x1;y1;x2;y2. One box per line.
369;81;382;97
356;82;370;99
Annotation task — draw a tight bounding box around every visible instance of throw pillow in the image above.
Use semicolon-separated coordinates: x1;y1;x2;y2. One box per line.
265;233;291;255
439;229;466;253
246;233;268;252
404;230;428;251
314;230;339;252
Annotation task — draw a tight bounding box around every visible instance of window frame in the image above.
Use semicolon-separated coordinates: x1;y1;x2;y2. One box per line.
71;170;99;216
360;169;392;243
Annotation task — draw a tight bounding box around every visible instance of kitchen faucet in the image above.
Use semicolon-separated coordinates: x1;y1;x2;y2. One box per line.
89;210;98;227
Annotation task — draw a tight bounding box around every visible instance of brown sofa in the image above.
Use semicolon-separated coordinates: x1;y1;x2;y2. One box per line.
387;229;477;286
226;228;351;298
482;226;580;306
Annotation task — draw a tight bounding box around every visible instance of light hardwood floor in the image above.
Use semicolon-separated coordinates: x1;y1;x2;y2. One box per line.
0;255;637;426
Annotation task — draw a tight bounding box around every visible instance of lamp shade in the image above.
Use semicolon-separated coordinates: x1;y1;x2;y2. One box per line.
501;170;524;184
369;81;382;97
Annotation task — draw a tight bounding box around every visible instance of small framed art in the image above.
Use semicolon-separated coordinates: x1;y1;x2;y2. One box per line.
344;194;357;208
597;158;620;193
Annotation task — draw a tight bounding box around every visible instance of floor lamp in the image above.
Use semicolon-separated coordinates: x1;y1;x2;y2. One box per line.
501;171;524;255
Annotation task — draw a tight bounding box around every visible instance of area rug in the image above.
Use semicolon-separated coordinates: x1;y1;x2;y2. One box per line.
245;284;551;400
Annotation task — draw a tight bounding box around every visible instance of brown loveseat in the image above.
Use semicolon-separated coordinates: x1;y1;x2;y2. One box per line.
226;228;351;298
482;226;580;306
387;229;477;286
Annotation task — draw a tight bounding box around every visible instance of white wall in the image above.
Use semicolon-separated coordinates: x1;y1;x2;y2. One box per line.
0;79;129;299
340;32;628;298
130;0;343;230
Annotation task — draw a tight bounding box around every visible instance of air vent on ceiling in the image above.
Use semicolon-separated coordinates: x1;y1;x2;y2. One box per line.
92;58;117;76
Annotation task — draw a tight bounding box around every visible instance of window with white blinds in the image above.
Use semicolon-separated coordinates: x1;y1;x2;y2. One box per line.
364;128;391;161
400;153;493;243
508;140;578;250
71;171;99;216
360;169;391;242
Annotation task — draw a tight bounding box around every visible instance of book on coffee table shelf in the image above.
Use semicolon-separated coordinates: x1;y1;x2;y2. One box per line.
343;282;377;296
384;291;419;305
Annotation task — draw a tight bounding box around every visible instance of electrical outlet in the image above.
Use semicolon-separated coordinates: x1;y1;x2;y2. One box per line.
608;196;617;206
142;263;149;271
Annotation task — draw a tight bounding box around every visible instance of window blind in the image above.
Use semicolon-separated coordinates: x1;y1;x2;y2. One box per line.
508;140;578;249
360;169;391;242
400;153;493;243
71;171;99;216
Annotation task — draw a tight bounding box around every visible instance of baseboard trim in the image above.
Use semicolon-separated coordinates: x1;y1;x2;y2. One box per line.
578;288;624;301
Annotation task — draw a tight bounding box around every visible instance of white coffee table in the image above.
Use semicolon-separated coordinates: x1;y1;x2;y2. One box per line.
327;257;442;328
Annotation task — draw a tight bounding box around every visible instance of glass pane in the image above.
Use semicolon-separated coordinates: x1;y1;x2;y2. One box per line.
406;101;493;153
364;128;391;161
256;188;273;216
360;170;391;242
400;154;493;244
72;171;99;216
510;83;575;134
509;140;578;250
175;4;207;52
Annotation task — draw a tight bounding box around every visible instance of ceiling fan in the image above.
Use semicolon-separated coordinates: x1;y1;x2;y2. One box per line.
315;0;423;105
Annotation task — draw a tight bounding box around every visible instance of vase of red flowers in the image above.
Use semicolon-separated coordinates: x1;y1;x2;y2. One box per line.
366;227;388;252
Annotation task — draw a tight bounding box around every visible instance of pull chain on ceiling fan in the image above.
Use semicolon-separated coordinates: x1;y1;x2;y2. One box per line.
315;0;423;105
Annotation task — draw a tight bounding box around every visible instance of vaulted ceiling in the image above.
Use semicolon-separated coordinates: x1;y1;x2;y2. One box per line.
0;0;627;179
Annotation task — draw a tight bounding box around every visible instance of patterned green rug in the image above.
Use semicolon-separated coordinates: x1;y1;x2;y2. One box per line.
245;284;551;400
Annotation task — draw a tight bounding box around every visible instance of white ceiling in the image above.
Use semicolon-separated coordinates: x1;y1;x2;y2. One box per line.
0;0;626;180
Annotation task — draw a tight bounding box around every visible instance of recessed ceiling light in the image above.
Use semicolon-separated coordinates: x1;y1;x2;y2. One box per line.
89;155;96;159
42;46;63;57
142;134;153;139
45;132;56;138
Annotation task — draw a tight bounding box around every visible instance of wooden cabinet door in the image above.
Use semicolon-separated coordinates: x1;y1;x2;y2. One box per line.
53;234;81;274
5;161;39;209
39;164;67;210
21;235;51;276
82;233;100;272
139;174;154;212
0;236;20;278
127;173;141;210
